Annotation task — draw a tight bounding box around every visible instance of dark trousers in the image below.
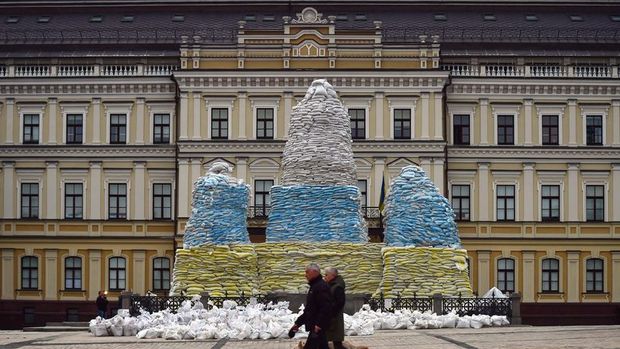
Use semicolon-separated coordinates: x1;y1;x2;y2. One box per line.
304;330;329;349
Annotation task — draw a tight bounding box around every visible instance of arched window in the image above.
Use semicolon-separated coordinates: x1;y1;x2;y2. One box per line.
497;258;514;293
542;258;559;292
109;257;126;291
21;256;38;290
586;258;604;293
65;257;82;290
153;257;170;291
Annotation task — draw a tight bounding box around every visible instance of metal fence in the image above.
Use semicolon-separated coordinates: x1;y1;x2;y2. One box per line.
128;292;270;316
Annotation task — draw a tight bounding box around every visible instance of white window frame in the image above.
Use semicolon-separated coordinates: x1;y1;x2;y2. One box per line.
537;171;565;222
448;170;477;221
16;169;44;219
250;97;280;140
106;254;129;291
492;104;521;146
492;171;521;221
104;103;133;144
580;105;609;146
19;253;41;291
494;255;519;294
60;103;89;144
17;104;45;145
539;254;563;294
147;102;175;145
583;255;607;294
535;104;565;146
387;97;417;140
581;171;609;222
342;97;372;140
60;169;88;220
104;170;131;220
148;170;175;220
447;103;476;145
62;253;86;291
248;158;280;206
205;98;234;140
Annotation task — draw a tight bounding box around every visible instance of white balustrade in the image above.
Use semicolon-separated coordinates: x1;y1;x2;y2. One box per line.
530;65;569;78
442;64;479;77
102;64;139;76
485;65;525;77
144;64;179;76
574;65;611;78
0;65;6;77
58;65;96;77
15;65;51;77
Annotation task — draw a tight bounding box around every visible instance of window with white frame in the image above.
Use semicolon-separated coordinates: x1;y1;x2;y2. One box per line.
586;258;604;293
541;185;560;222
110;114;127;144
541;115;559;145
108;257;126;291
541;258;560;292
23;114;40;144
21;183;39;218
586;185;605;221
256;108;274;139
451;184;470;221
153;114;170;144
153;183;172;219
394;109;412;139
254;180;273;217
64;256;82;290
586;115;603;145
66;114;83;144
357;180;368;208
453;114;470;145
108;183;127;219
21;256;38;290
153;257;170;291
211;108;228;139
349;109;366;140
497;258;514;293
64;183;83;219
497;115;514;145
496;185;515;221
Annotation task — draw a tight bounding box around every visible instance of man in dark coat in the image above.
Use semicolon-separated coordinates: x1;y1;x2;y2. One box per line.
290;263;332;349
96;290;108;319
324;267;346;349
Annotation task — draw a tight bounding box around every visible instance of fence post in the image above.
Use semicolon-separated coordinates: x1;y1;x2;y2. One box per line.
200;291;210;309
510;292;522;325
120;290;133;310
432;293;443;314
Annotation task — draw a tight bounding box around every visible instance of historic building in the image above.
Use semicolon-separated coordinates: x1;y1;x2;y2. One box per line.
0;0;619;328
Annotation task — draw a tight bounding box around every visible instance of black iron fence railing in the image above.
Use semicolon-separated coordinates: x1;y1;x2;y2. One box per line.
128;292;270;316
364;293;433;312
442;295;512;317
248;206;381;219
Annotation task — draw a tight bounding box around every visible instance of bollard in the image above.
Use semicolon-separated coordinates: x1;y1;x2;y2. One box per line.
432;293;443;314
510;292;522;325
200;291;210;309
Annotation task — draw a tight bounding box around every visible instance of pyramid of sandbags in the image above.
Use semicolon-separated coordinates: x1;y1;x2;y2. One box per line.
383;165;460;248
267;79;367;242
183;162;250;248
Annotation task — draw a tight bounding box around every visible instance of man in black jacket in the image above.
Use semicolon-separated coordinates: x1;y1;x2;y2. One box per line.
290;263;332;349
325;267;346;349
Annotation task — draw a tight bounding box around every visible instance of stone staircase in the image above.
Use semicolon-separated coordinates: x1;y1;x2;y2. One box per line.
23;321;89;332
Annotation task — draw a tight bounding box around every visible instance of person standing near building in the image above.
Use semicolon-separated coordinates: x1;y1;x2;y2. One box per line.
289;263;332;349
324;267;346;349
96;290;108;319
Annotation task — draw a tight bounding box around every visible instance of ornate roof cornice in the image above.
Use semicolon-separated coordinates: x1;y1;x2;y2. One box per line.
0;145;175;159
448;146;620;162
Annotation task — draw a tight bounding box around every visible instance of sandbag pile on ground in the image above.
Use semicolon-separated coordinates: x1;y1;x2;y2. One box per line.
254;242;383;294
170;245;259;296
183;162;250;248
375;246;473;298
281;79;356;186
266;186;367;242
383;166;460;248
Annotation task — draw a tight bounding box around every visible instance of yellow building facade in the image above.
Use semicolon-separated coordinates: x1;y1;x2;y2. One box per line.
0;0;619;327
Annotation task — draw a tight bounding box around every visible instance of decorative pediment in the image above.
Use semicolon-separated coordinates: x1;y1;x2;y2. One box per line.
292;7;328;24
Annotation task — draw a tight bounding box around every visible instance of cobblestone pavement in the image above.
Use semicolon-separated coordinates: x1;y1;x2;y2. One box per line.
1;325;620;349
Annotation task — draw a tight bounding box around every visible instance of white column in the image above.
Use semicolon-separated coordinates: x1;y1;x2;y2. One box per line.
612;100;620;146
524;99;533;146
568;99;577;146
613;164;620;221
283;92;293;138
45;161;58;219
420;92;430;140
45;249;58;300
88;250;101;300
5;99;14;144
478;162;490;221
133;250;146;295
89;161;102;220
179;93;189;140
92;98;101;144
523;163;535;221
373;157;386;206
612;251;620;302
190;158;202;188
237;92;247;140
178;159;190;217
433;93;443;140
522;251;535;302
567;163;579;221
47;98;57;145
3;161;15;218
477;251;491;296
433;159;444;194
479;99;489;145
236;157;248;184
1;249;14;299
420;158;432;179
375;92;384;140
566;251;580;302
135;98;145;145
192;92;201;140
133;161;146;220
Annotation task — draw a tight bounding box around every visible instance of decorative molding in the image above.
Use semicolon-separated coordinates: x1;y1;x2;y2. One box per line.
0;146;175;158
448;147;620;160
291;7;328;24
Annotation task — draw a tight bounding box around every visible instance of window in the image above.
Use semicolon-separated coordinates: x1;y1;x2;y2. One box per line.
357;180;368;208
172;14;185;22
6;16;19;24
211;108;228;139
153;183;172;219
349;109;366;140
394;109;411;139
354;14;367;21
108;183;127;219
66;114;83;144
256;108;274;139
65;257;82;290
542;258;559;292
541;185;560;222
23;114;40;144
110;114;127;144
65;183;83;219
335;14;348;21
90;15;103;23
496;185;515;221
569;15;583;22
254;180;273;217
153;257;170;291
586;185;604;221
451;185;470;221
21;183;39;218
586;258;604;293
263;15;275;22
37;16;50;23
483;14;496;21
121;15;134;22
433;14;447;21
453;114;470;145
497;115;514;145
586;115;603;145
153;114;170;144
244;14;256;21
526;14;538;21
497;258;514;293
21;256;38;290
612;15;620;22
109;257;126;291
541;115;559;145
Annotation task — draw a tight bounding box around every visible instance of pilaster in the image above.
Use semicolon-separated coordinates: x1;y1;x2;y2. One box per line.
1;249;14;299
5;98;14;144
45;249;58;300
47;98;57;145
133;250;146;294
433;159;444;194
524;99;533;146
283;92;293;138
523;163;535;221
566;251;580;302
192;92;201;140
135;98;145;144
92;98;101;144
133;161;146;220
433;93;443;140
375;92;384;140
89;161;102;220
3;161;15;218
568;99;577;146
477;162;490;221
373;157;386;206
477;250;491;296
567;163;579;221
238;92;247;140
88;250;101;300
420;92;430;140
522;251;536;302
46;161;58;219
612;251;620;302
236;157;248;184
479;99;489;145
178;159;190;217
179;92;189;140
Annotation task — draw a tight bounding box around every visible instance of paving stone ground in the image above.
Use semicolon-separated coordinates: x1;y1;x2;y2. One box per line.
1;325;620;349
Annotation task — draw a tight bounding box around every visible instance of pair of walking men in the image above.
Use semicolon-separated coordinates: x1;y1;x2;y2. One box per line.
290;263;346;349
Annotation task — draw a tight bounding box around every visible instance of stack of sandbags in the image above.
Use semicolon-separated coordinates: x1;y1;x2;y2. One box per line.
374;246;473;298
254;242;383;294
282;79;356;186
383;166;460;248
266;186;367;242
183;169;250;248
170;245;259;296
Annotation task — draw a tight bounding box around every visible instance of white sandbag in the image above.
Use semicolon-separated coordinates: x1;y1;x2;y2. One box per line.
164;327;182;340
456;317;470;328
117;309;130;318
491;315;510;326
93;323;109;337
